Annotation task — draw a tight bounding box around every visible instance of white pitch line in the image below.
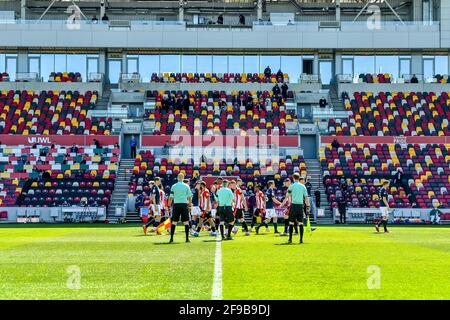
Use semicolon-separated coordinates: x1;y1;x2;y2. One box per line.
211;236;223;300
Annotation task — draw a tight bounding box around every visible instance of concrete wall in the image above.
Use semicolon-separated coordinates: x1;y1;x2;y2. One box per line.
120;82;320;93
338;82;450;95
0;21;442;50
0;82;103;95
0;207;106;223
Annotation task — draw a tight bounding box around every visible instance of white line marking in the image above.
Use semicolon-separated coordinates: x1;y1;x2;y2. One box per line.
211;236;223;300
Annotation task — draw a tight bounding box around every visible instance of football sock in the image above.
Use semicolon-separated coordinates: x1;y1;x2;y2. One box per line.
288;224;293;241
185;225;190;241
242;221;249;232
300;225;304;242
227;224;233;237
284;220;289;233
170;224;176;240
273;222;278;233
294;223;299;234
196;225;202;233
220;224;225;238
145;218;155;228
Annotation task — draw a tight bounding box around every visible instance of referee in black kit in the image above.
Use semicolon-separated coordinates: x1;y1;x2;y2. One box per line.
168;173;193;243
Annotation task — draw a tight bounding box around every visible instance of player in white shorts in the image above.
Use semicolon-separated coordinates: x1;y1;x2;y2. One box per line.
255;180;279;234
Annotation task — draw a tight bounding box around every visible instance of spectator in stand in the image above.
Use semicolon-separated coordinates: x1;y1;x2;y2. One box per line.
102;13;109;22
281;82;288;100
314;189;321;208
239;14;245;25
70;144;78;153
272;83;281;96
411;74;419;83
277;69;284;79
217;14;224;25
429;203;442;224
264;66;272;79
130;135;137;159
92;15;98;23
305;178;312;197
93;139;101;149
331;138;340;149
319;96;327;108
393;168;403;187
338;195;347;224
340;178;348;192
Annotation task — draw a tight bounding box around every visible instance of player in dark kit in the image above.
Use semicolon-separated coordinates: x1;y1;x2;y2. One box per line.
255;180;279;234
375;180;390;233
168;173;193;243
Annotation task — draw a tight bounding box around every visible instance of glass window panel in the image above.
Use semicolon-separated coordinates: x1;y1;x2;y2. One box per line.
181;55;197;73
0;54;5;72
260;56;280;73
354;56;375;76
375;56;398;77
41;54;55;80
228;56;243;73
399;59;411;77
423;58;434;79
244;55;258;74
127;59;138;74
87;58;99;75
67;54;86;80
319;61;333;85
160;55;180;73
342;58;353;75
6;57;17;81
28;58;40;74
212;55;228;74
139;55;159;82
197;55;212;73
281;55;301;83
435;56;448;75
108;59;121;84
54;54;66;72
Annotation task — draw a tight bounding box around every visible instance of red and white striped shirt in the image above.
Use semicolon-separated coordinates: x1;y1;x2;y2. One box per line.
159;189;166;208
255;190;266;210
199;189;211;212
234;188;245;209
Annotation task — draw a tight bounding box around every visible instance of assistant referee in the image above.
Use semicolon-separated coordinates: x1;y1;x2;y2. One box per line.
285;173;309;244
168;173;193;243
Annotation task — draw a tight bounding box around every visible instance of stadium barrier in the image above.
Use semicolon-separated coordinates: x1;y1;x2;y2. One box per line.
0;81;103;95
320;136;450;145
0;135;119;146
333;208;450;224
0;206;106;223
337;83;450;95
141;135;299;147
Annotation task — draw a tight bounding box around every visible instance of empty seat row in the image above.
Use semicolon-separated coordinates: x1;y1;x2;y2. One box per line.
150;72;289;84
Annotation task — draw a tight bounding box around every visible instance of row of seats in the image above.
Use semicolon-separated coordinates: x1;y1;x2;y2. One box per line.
358;74;392;83
329;91;450;136
146;90;296;135
0;90;112;135
0;145;119;207
129;150;307;198
49;72;82;82
320;143;450;209
150;72;289;84
0;72;9;82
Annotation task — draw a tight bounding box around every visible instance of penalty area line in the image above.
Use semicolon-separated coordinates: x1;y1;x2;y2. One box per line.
211;236;223;300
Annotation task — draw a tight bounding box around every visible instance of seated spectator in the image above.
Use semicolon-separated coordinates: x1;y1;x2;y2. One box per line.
281;82;288;100
277;69;284;79
393;168;403;186
239;14;245;25
92;15;98;23
429;204;442;224
319;96;327;108
272;83;281;95
217;14;224;25
411;74;419;83
102;14;109;22
331;138;340;149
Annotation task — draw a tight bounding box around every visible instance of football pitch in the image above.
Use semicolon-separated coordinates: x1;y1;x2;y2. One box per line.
1;224;450;300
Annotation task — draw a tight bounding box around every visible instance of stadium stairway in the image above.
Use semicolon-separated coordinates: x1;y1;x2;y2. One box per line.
304;159;333;224
329;84;345;111
107;159;135;223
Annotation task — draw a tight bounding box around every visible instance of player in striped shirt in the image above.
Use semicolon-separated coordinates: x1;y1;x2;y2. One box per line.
194;181;218;236
250;184;267;233
229;179;250;236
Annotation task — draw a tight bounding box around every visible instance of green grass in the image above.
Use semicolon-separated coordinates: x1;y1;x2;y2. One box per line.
1;224;450;300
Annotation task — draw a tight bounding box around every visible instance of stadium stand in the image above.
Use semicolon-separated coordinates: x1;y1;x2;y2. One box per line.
128;149;307;201
49;72;82;82
150;72;289;83
358;73;392;83
0;90;112;135
329;91;450;136
0;72;10;82
0;144;119;207
145;90;296;135
320;143;450;210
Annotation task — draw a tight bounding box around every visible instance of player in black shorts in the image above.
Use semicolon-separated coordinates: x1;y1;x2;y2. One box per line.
168;173;193;243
